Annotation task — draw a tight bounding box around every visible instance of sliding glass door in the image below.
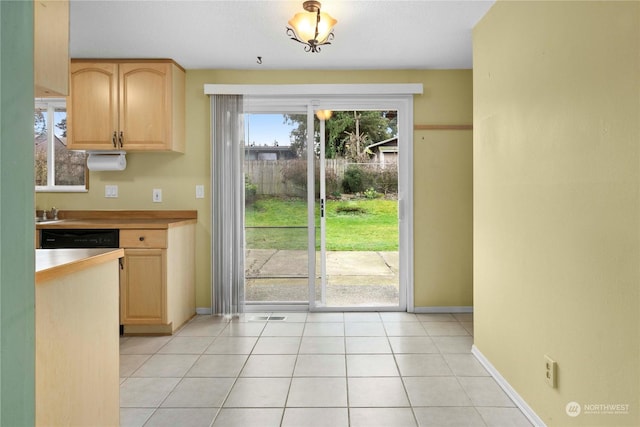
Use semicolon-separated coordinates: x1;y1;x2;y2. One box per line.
239;95;412;313
311;108;402;310
243;111;310;308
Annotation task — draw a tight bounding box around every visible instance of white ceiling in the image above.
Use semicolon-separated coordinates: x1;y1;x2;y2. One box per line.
70;0;495;70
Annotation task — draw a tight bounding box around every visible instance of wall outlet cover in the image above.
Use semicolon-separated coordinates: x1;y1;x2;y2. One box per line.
544;355;557;388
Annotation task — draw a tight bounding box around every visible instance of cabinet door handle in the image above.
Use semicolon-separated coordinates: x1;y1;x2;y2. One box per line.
139;236;145;242
112;131;117;148
119;131;124;148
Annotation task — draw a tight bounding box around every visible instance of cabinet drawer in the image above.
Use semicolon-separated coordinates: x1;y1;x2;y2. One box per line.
120;230;167;248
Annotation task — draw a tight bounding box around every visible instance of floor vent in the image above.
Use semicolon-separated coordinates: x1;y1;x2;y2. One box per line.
248;315;287;322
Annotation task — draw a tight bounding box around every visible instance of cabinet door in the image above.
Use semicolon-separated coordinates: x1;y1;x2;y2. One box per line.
34;0;69;97
120;249;166;324
67;62;119;150
119;63;172;150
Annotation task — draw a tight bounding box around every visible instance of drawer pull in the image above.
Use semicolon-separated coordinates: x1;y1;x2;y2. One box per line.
139;236;145;241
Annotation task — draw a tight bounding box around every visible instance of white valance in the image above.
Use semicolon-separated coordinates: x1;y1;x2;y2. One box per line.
204;83;423;96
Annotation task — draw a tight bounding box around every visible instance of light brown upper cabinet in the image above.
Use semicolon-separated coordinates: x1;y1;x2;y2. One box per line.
67;60;186;152
34;0;70;96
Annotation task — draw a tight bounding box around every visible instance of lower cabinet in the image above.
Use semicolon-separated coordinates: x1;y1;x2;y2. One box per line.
120;248;166;324
119;223;195;334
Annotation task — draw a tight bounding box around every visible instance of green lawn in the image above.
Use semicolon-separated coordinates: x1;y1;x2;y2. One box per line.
245;196;398;251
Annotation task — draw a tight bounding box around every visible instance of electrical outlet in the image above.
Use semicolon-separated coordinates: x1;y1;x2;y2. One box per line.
152;188;162;203
105;185;118;198
195;184;205;199
545;355;557;388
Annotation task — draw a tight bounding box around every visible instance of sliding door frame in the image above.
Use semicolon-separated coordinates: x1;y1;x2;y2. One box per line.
206;84;422;313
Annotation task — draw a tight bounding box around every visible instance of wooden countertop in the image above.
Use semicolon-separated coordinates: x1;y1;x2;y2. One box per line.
35;210;198;230
36;248;125;283
36;218;196;230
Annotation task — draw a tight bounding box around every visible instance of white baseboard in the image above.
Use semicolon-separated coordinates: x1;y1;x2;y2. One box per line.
413;306;473;313
472;345;546;427
245;304;309;313
202;306;473;315
196;306;310;315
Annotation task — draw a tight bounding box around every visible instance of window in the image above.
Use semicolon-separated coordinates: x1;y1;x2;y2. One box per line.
35;99;88;192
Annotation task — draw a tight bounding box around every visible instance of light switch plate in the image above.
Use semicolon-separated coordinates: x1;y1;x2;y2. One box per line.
152;188;162;203
196;185;205;199
105;185;118;198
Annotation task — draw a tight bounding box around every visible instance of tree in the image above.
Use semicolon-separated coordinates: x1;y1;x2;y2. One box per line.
343;131;372;162
283;114;308;157
284;110;397;159
34;110;46;136
56;117;67;138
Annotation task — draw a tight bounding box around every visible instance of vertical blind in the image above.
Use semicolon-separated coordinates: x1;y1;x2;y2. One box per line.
211;94;245;318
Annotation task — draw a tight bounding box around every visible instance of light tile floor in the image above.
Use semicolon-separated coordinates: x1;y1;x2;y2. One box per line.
120;312;533;427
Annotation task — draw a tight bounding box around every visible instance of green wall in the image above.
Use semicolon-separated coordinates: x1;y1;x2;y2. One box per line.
0;1;36;424
37;69;474;310
473;1;639;425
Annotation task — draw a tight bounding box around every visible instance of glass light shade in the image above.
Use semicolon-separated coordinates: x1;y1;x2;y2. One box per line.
315;110;333;120
288;11;337;44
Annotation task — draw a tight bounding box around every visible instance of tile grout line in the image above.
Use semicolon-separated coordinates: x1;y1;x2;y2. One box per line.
437;317;489;427
209;315;266;427
155;318;231;427
384;318;421;427
343;318;351;427
278;318;309;427
207;318;241;427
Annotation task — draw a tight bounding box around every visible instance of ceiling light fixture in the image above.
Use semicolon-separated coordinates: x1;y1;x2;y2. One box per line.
286;1;337;53
315;110;333;120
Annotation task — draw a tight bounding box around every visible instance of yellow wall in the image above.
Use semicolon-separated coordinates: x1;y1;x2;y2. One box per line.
36;69;473;309
473;2;639;426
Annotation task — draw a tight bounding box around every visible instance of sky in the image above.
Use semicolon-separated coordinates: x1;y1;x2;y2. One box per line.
245;114;297;147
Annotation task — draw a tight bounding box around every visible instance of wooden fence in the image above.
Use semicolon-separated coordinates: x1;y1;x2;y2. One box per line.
245;159;349;196
245;159;397;196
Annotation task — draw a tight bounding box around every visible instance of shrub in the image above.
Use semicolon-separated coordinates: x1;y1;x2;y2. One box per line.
364;187;380;199
282;160;343;198
342;165;365;193
245;176;257;204
374;164;398;195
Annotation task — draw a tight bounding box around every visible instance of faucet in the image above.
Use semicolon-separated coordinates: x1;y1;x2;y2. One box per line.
50;207;59;220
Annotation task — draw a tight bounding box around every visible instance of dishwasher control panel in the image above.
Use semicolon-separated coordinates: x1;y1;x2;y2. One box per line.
40;229;120;249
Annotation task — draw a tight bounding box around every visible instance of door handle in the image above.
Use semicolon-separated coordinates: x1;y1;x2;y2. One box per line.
118;131;124;148
112;131;117;148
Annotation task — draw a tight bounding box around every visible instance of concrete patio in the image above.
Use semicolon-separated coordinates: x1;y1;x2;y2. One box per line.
245;249;400;307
